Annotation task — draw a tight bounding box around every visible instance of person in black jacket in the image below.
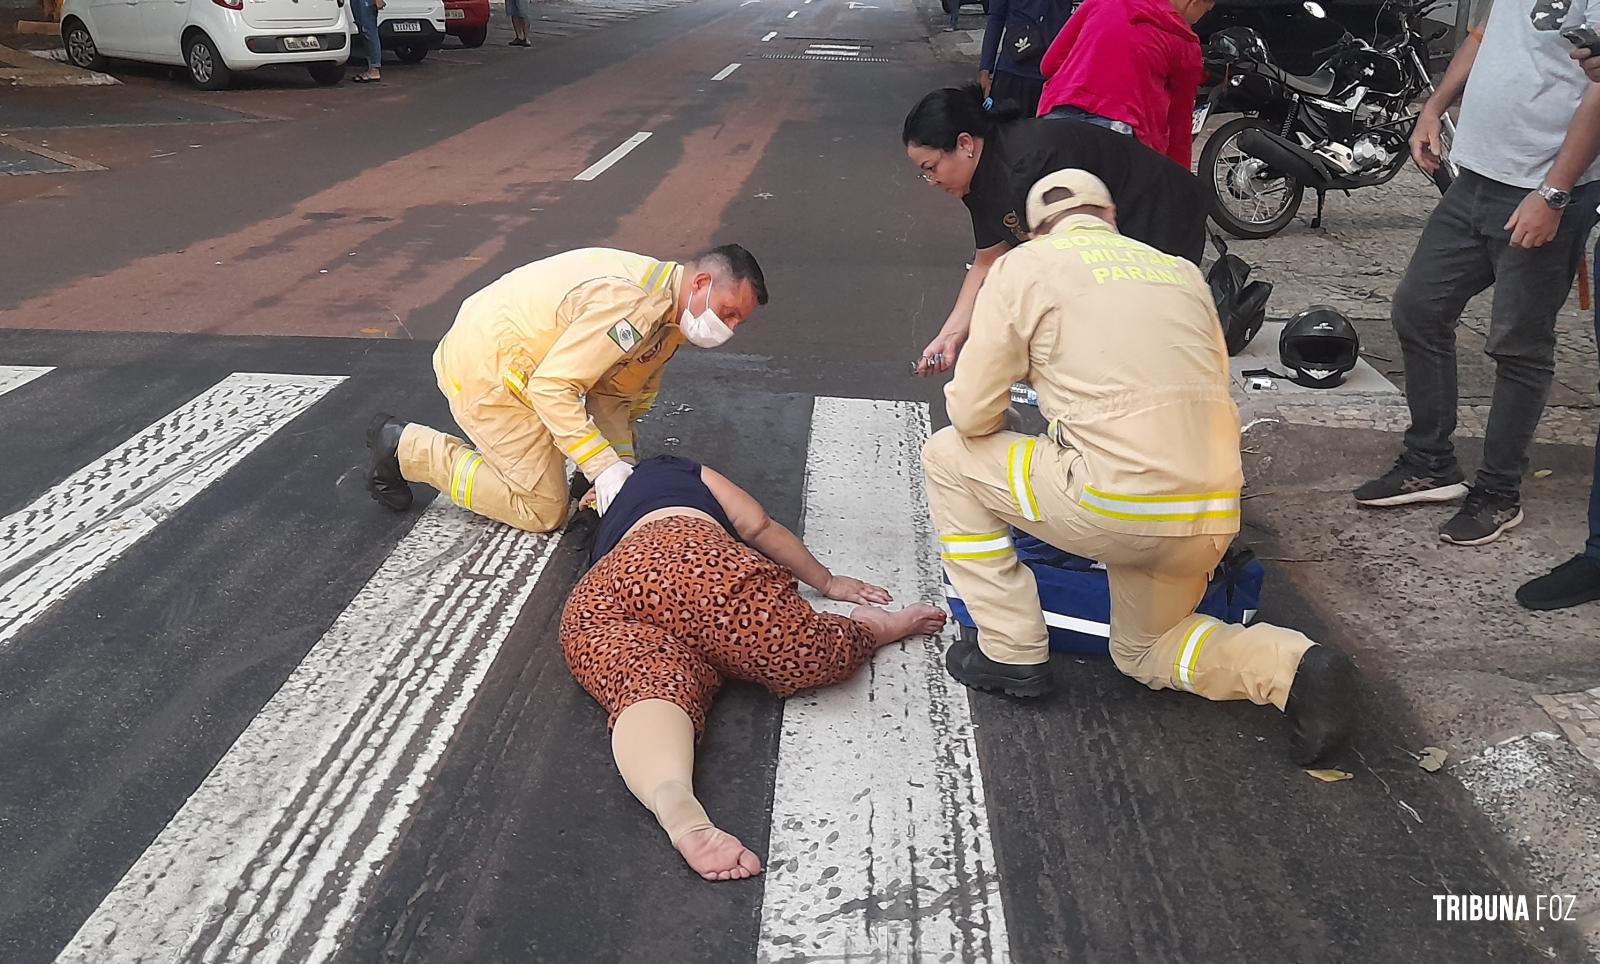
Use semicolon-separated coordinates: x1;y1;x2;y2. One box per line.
904;84;1207;375
979;0;1075;116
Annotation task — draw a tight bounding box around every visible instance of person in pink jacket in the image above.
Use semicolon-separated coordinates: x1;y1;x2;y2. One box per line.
1035;0;1213;170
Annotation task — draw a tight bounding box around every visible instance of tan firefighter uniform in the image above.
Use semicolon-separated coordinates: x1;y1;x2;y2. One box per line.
923;196;1316;710
398;248;686;532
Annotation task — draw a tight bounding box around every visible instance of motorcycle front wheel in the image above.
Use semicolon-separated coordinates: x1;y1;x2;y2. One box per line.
1199;117;1306;240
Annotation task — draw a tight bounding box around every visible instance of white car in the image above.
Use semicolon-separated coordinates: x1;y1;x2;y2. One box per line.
352;0;447;66
61;0;352;89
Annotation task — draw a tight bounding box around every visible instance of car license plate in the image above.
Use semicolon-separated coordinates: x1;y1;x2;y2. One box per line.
283;35;319;50
1191;104;1211;136
392;20;422;31
445;8;464;18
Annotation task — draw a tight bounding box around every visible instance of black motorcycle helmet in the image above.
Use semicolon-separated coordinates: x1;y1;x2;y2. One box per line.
1207;26;1270;64
1280;305;1359;388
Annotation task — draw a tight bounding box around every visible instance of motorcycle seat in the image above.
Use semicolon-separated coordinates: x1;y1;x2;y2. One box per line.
1266;64;1337;97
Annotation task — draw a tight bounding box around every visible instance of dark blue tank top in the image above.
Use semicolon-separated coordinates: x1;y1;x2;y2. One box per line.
590;455;740;563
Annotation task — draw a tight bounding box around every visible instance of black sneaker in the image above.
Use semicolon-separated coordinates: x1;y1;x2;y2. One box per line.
1284;645;1357;766
1353;457;1468;507
1516;555;1600;611
365;412;413;512
1438;487;1522;546
944;627;1054;698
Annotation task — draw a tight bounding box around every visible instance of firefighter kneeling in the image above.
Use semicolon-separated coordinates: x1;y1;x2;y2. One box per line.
365;245;767;532
923;170;1356;765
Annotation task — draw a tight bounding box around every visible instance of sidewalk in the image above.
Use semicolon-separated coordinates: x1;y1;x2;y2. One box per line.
0;40;116;86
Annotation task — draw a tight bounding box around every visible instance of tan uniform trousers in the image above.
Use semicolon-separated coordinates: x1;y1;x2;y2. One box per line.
397;380;637;533
923;426;1312;710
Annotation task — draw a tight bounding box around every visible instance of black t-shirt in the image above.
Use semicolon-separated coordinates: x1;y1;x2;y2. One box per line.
962;118;1207;264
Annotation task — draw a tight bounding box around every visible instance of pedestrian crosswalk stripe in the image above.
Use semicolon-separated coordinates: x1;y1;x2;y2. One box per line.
0;372;343;653
759;398;1011;962
58;502;562;964
0;365;53;397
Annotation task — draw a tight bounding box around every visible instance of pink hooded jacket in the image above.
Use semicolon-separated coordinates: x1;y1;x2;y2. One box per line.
1036;0;1204;170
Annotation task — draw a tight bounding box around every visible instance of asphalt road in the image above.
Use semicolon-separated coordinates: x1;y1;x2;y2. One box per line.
0;0;1588;961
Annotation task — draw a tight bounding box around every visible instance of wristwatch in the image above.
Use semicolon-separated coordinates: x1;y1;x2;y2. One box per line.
1536;183;1573;209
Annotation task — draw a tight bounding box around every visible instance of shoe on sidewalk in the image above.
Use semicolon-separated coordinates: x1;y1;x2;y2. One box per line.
366;412;413;512
1516;555;1600;611
1284;645;1357;767
1353;457;1468;507
1438;488;1522;546
944;628;1054;698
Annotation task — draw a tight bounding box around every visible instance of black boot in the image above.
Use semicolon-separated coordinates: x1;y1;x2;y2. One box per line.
1284;645;1357;766
365;412;413;512
944;628;1054;698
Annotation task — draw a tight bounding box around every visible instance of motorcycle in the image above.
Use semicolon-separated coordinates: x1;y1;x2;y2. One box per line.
1192;0;1458;239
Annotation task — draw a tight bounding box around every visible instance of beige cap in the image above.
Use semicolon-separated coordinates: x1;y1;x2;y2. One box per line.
1025;169;1115;233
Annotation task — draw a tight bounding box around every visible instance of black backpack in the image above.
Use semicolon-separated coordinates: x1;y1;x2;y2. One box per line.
1205;233;1272;356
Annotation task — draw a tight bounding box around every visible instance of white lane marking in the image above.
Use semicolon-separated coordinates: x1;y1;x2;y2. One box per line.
805;46;859;56
573;130;653;181
786;9;797;16
711;62;741;81
758;398;1011;963
0;365;53;397
0;373;343;652
58;501;562;964
806;42;860;49
761;29;777;40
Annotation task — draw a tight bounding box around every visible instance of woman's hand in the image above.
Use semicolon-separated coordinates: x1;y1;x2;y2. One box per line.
578;486;597;511
824;574;892;605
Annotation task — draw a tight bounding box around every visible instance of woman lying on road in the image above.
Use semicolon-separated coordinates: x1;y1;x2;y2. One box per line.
902;83;1207;375
561;455;946;881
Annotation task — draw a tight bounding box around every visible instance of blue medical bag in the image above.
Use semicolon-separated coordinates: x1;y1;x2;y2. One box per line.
943;531;1266;657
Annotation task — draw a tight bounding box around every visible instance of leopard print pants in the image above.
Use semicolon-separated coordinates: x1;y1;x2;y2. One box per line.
560;515;877;737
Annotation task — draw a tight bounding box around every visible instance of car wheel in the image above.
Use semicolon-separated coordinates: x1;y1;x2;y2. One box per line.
394;43;428;63
184;31;232;90
62;18;105;71
457;25;487;47
307;61;345;85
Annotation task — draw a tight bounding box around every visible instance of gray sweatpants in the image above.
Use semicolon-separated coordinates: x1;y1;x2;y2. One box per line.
1391;169;1599;497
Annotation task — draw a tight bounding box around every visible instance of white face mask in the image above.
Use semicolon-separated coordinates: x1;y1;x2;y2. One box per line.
679;279;734;348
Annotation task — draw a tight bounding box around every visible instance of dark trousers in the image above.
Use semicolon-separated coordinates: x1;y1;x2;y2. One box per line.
1590;237;1600;559
989;69;1045;118
1392;169;1600;497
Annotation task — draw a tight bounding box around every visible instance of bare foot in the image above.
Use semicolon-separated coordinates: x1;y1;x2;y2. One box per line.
675;827;762;881
849;603;947;647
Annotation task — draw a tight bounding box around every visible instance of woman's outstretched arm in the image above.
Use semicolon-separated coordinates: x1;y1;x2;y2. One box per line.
701;466;891;605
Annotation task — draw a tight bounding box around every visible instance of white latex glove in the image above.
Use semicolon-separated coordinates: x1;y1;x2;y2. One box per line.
592;461;633;516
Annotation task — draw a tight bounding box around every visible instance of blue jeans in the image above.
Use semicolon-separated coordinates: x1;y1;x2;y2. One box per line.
1043;104;1134;137
1589;236;1600;559
353;0;381;67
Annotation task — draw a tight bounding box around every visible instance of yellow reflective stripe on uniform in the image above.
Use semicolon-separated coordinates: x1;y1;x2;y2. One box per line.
641;261;670;293
940;530;1014;561
1172;618;1221;692
1078;486;1241;523
1007;439;1041;522
570;434;613;466
631;391;658;417
450;451;483;508
614;442;635;460
502;370;530;406
565;430;602;457
460;453;484;510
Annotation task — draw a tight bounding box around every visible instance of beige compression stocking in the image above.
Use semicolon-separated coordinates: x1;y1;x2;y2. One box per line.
611;699;713;844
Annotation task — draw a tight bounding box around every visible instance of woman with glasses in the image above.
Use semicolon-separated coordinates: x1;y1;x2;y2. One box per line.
903;84;1205;375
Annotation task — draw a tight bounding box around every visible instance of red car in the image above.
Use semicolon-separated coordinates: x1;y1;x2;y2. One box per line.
444;0;489;47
